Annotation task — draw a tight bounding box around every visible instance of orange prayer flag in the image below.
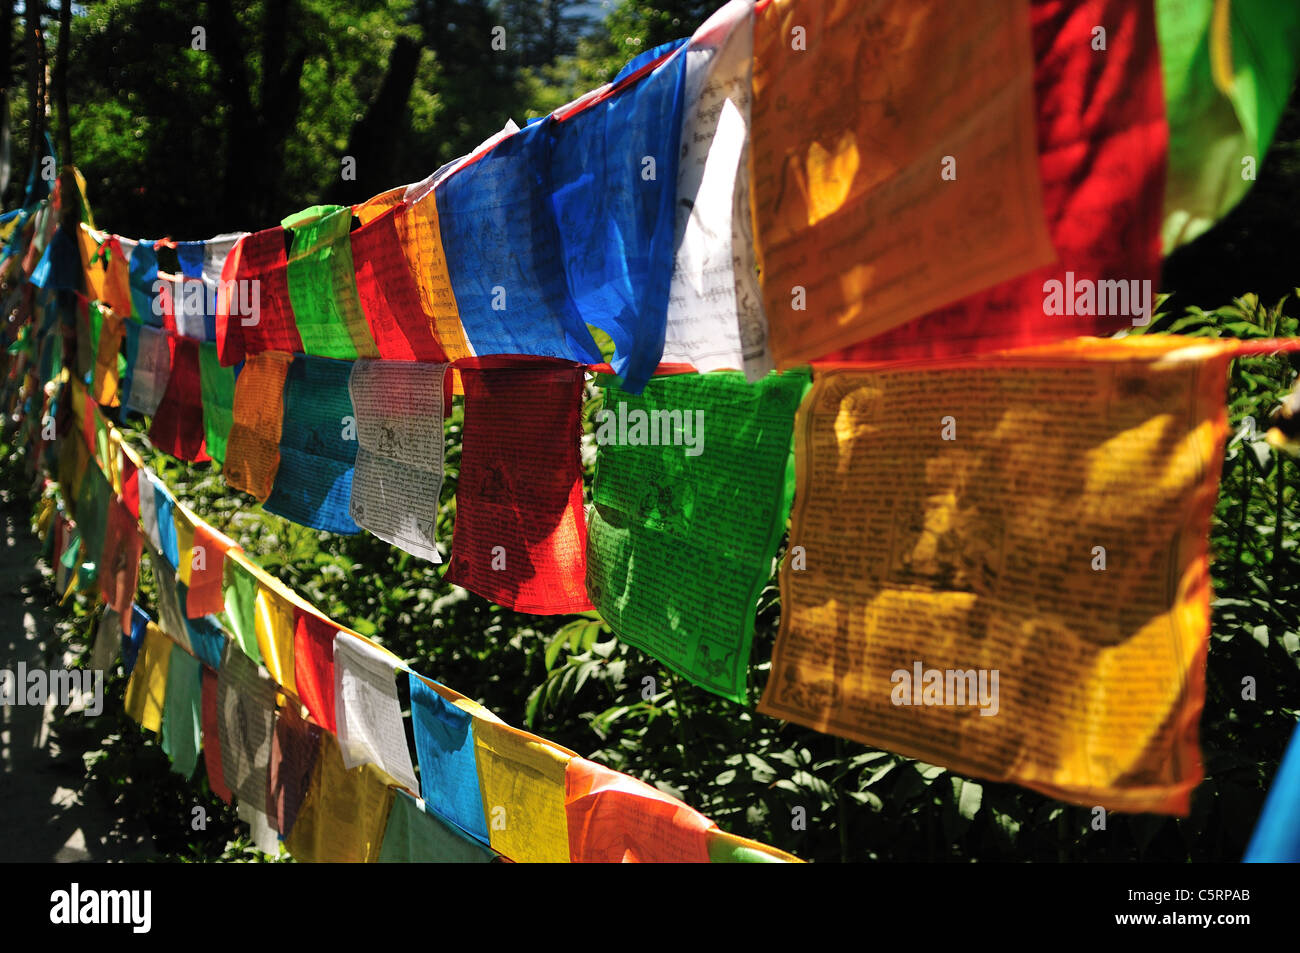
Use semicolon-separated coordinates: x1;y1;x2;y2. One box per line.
223;350;292;501
186;521;241;618
565;757;713;863
392;197;475;363
759;336;1300;814
749;0;1054;367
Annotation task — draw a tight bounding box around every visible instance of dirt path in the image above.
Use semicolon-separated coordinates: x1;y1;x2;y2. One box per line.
0;488;154;862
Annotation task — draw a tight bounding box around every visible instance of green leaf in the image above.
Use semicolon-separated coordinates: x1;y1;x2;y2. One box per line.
957;779;983;820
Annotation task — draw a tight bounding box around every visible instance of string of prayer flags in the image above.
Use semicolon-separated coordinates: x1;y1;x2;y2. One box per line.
379;790;498;863
749;0;1055;367
267;702;323;838
216;641;278;807
201;664;234;804
197;342;237;465
471;718;575;863
334;632;419;794
123;621;171;733
223;350;292;501
282;205;378;360
586;367;809;702
446;360;592;614
758;336;1300;814
409;674;490;842
662;0;771;380
347;359;446;562
263;354;360;534
161;644;203;778
350;205;447;362
1157;0;1300;253
821;0;1168;363
200;233;246;292
167;232;246;344
148;334;210;462
565;757;713;863
284;729;397;863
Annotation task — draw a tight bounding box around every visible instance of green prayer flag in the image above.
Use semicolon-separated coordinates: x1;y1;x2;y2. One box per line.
161;644;203;778
73;463;111;585
378;790;496;863
59;527;82;570
221;557;263;666
283;205;377;359
708;837;786;863
198;342;236;465
1157;0;1300;252
586;368;811;703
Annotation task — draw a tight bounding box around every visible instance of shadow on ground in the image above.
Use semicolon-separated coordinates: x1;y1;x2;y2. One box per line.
0;486;156;862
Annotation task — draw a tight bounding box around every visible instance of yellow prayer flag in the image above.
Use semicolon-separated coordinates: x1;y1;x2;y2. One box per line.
91;310;124;409
173;509;196;587
354;186;405;225
286;730;396;863
124;622;172;734
758;336;1291;814
254;582;297;696
472;720;573;862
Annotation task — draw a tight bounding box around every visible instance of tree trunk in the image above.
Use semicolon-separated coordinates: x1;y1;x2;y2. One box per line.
322;34;422;207
54;0;69;166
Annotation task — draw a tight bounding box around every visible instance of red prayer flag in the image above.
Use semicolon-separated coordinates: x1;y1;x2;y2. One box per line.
293;609;339;733
565;757;713;863
99;499;143;628
267;702;323;836
446;359;592;614
215;226;301;364
148;333;210;462
820;0;1167;363
351;206;447;363
186;522;239;618
121;457;140;519
201;665;234;804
